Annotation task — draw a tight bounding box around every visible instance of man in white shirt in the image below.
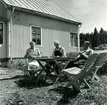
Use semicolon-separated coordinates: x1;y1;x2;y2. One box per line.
66;41;94;68
77;41;94;60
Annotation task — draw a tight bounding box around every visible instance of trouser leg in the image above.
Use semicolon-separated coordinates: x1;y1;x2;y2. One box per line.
45;64;51;76
65;60;76;69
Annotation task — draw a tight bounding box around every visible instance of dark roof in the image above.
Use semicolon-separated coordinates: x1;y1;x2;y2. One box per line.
2;0;81;24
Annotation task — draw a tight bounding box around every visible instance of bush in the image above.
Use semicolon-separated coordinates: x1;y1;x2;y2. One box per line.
98;61;107;75
7;59;26;70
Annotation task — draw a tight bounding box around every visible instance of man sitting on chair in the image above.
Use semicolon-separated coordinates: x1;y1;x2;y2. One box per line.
49;41;66;75
66;41;94;68
52;41;66;58
24;41;41;76
76;41;94;60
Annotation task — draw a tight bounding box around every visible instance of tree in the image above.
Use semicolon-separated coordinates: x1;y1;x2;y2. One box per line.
92;27;99;48
80;27;107;49
99;28;104;44
80;33;85;47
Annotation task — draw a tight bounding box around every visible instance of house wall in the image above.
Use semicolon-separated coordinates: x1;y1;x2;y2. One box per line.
0;3;7;58
0;3;7;19
7;10;79;58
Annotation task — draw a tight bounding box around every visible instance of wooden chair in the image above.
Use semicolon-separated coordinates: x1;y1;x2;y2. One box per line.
54;53;99;92
91;52;107;81
23;58;41;77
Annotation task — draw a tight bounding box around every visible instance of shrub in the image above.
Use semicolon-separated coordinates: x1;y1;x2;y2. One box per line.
98;60;107;75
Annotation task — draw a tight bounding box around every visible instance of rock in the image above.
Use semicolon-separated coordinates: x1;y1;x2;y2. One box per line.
90;102;95;105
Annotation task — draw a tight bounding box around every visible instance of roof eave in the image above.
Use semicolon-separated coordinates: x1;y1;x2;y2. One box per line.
7;5;82;25
0;0;8;8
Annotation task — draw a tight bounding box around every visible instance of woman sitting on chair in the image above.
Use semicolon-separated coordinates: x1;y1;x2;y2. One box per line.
24;41;41;76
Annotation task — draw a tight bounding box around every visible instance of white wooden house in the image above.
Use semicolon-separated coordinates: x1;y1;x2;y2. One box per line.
0;0;82;59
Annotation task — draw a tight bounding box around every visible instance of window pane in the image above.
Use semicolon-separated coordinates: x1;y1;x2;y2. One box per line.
37;38;41;44
0;23;3;44
70;33;77;47
70;33;73;46
37;28;41;34
32;27;41;45
32;27;36;33
32;34;36;43
75;34;78;46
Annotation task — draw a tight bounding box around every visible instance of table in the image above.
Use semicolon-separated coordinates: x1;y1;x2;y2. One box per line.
35;57;73;84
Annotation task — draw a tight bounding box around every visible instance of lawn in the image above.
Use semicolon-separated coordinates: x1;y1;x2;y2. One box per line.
0;66;107;105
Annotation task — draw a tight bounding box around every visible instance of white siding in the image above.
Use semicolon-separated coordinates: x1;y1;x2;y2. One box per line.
10;24;30;57
8;11;79;58
10;25;78;57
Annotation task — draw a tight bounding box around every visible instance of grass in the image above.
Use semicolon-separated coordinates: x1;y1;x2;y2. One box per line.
0;73;106;105
0;58;107;105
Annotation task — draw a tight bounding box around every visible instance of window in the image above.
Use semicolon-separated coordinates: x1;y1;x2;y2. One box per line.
70;33;78;47
0;22;3;44
31;26;41;45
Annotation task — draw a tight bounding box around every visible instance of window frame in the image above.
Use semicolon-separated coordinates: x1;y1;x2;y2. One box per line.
0;21;4;45
30;25;42;47
69;32;78;47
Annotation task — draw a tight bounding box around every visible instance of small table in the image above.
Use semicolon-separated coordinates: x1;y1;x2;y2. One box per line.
35;57;72;84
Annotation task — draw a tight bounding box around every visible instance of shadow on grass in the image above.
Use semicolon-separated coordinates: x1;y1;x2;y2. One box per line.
49;86;79;105
0;73;59;89
0;75;24;81
14;75;53;89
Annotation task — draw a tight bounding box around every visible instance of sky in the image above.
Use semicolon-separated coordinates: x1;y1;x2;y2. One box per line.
53;0;107;33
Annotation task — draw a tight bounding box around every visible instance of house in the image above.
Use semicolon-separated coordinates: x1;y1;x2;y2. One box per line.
0;0;82;59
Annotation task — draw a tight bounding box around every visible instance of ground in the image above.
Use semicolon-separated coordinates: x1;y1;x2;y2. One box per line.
0;66;107;105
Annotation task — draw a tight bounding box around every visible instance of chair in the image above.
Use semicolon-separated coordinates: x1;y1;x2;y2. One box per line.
23;58;41;77
66;51;80;59
54;53;99;92
64;51;86;69
91;52;107;81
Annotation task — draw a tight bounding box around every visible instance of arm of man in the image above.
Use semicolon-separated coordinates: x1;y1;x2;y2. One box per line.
81;49;93;59
81;53;88;59
87;49;94;55
60;47;66;57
